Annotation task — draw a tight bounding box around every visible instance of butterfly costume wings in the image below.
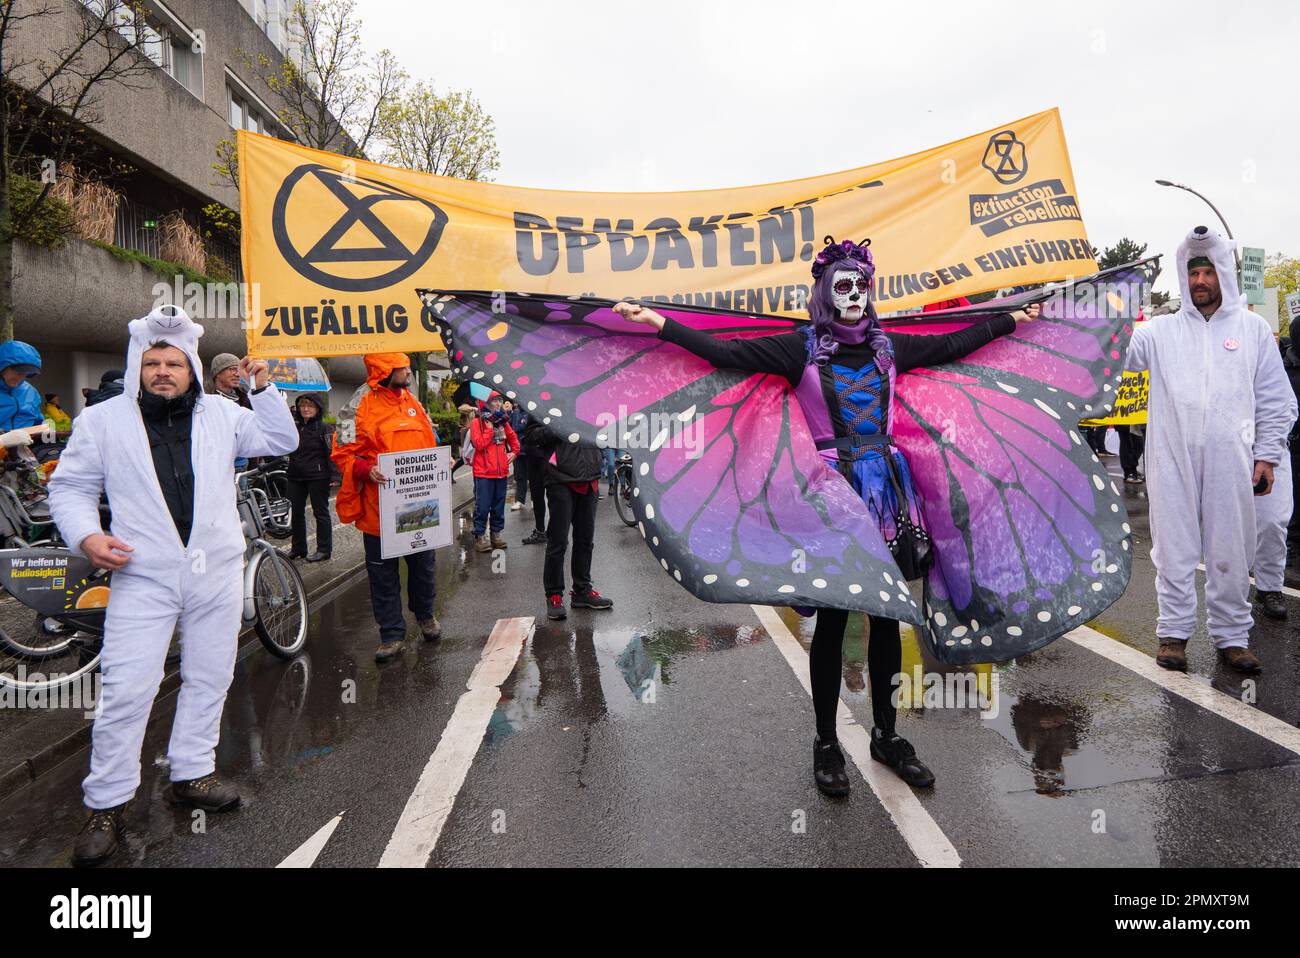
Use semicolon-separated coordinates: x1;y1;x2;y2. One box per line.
418;259;1157;664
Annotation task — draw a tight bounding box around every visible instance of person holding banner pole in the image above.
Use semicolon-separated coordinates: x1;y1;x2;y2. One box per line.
331;353;443;663
48;306;299;867
614;238;1038;794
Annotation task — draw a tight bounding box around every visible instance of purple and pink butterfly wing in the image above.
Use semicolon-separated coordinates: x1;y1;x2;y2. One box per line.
884;262;1156;662
418;290;921;623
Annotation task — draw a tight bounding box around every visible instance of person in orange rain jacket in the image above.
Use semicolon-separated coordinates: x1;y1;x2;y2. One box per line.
331;352;443;663
469;391;520;554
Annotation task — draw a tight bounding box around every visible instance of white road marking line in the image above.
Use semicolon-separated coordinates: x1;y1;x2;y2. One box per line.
1195;563;1300;600
378;616;534;868
752;605;962;868
1066;625;1300;756
277;812;345;868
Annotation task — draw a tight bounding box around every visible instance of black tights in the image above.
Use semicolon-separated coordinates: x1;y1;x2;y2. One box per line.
809;610;900;741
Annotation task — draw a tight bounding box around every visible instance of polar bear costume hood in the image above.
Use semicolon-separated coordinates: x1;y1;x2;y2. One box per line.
1174;226;1242;319
125;303;207;405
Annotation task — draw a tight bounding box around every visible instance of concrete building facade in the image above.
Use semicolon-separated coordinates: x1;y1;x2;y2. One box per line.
8;0;369;413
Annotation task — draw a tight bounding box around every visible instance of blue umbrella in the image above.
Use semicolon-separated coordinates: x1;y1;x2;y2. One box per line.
265;357;330;392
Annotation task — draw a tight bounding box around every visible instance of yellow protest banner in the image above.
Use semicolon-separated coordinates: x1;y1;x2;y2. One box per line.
239;107;1097;357
1079;370;1149;426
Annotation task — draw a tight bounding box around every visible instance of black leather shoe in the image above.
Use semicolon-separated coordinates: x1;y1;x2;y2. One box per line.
73;804;126;867
305;551;331;563
1256;590;1288;620
288;551;306;560
522;530;547;545
870;728;935;788
813;735;850;797
169;774;240;812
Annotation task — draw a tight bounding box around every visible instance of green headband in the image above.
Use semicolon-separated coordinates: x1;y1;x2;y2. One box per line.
1187;256;1214;270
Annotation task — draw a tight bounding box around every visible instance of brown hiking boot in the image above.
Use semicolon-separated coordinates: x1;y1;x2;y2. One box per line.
73;804;127;868
490;532;507;549
168;774;241;812
474;535;492;553
418;616;441;641
1218;646;1262;674
1156;639;1188;672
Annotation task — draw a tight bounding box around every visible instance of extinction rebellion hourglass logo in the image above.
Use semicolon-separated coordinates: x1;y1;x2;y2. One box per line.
981;129;1028;185
271;164;448;292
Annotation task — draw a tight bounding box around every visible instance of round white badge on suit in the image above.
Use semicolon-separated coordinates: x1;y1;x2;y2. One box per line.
1224;339;1239;351
407;408;416;416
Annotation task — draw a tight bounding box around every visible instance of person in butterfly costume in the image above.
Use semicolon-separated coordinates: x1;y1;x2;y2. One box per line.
614;238;1038;794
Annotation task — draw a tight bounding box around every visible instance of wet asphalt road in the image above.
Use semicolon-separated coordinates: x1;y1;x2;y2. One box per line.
2;457;1299;868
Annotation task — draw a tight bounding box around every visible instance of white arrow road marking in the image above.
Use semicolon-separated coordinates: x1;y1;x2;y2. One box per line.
378;616;534;868
1067;624;1300;756
277;812;345;868
753;606;962;868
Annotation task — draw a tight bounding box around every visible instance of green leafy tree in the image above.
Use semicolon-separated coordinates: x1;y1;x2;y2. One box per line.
377;82;500;181
1096;238;1148;270
1265;253;1299;336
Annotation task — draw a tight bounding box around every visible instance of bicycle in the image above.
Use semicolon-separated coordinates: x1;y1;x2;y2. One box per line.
241;456;293;540
612;451;637;527
0;471;310;694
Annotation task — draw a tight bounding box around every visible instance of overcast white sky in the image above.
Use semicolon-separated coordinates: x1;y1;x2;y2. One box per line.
359;0;1298;296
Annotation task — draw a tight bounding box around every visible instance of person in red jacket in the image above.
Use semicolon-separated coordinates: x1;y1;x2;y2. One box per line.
470;391;520;552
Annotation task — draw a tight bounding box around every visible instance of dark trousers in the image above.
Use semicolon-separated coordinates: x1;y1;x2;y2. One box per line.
526;454;547;534
473;476;507;535
544;483;597;597
287;477;332;556
1116;425;1144;477
809;610;901;739
362;532;435;644
513;454;529;505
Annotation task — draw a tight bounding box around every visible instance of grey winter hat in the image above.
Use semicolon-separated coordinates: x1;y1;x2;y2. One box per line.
209;353;240;377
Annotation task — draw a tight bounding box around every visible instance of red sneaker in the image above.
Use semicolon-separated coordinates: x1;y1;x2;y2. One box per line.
571;589;613;610
546;594;566;620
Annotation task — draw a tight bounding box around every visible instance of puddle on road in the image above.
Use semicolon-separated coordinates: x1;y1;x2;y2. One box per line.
488;622;767;741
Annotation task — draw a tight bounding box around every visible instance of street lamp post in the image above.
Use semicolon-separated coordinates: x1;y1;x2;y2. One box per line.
1154;179;1243;272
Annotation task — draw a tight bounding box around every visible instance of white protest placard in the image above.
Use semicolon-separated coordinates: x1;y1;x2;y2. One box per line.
377;446;452;559
1286;292;1300;328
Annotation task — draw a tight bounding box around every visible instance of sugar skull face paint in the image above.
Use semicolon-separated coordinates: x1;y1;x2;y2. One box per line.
831;268;870;321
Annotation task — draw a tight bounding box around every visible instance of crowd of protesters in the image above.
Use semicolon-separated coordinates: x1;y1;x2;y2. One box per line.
16;258;1300;866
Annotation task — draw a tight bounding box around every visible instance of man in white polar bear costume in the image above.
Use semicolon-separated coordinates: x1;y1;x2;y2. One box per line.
1125;227;1296;675
48;305;298;867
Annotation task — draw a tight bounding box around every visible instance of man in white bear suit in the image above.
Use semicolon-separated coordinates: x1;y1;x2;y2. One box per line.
48;305;298;867
1125;227;1297;676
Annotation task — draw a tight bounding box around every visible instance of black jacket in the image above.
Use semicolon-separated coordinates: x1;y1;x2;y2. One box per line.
85;371;125;407
287;395;333;481
139;384;198;546
1283;340;1300;442
522;419;604;486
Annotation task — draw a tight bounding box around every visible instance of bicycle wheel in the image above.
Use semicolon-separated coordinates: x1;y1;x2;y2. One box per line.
0;613;76;659
0;632;102;694
250;548;308;658
614;470;637;527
